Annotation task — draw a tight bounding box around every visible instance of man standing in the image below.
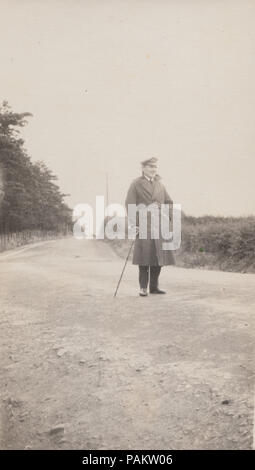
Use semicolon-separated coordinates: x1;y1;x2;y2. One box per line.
125;157;175;297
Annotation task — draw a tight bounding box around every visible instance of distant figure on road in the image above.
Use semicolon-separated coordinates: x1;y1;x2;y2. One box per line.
125;157;175;297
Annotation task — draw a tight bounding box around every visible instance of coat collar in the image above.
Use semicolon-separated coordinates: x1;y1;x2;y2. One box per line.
141;174;162;181
139;174;161;199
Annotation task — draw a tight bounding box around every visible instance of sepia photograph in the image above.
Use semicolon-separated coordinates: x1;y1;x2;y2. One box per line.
0;0;254;455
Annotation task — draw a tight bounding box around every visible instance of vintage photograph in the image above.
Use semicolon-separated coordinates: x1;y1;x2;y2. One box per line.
0;0;254;451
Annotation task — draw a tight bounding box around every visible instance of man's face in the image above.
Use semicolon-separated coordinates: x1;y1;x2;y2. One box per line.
143;164;157;179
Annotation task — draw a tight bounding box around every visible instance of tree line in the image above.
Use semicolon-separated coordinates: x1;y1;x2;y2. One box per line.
0;101;72;233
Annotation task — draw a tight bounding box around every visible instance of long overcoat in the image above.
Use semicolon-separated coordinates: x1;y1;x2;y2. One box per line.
125;174;175;266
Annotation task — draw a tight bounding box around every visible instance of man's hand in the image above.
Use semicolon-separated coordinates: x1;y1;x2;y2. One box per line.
128;224;139;235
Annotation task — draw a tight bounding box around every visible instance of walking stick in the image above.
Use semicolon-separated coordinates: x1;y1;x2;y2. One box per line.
113;227;139;298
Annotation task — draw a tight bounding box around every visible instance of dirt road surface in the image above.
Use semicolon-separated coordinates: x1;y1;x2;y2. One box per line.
0;237;254;449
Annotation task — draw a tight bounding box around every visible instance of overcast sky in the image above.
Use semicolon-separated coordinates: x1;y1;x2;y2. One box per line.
1;0;255;216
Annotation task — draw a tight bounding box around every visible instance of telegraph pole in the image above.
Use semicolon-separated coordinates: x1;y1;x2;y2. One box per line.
106;172;109;209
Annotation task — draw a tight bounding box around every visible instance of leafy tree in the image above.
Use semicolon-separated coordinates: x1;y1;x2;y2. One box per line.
0;101;72;233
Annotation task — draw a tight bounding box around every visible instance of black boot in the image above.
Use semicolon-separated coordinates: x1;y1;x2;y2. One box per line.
149;287;166;294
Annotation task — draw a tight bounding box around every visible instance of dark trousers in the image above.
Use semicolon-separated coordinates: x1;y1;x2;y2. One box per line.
139;265;162;290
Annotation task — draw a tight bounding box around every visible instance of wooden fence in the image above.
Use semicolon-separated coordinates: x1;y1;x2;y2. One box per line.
0;228;71;253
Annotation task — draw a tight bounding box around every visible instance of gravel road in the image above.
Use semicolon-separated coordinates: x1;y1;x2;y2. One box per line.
0;237;254;449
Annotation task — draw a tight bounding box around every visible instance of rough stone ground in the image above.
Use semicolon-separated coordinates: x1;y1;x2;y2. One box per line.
0;238;254;449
